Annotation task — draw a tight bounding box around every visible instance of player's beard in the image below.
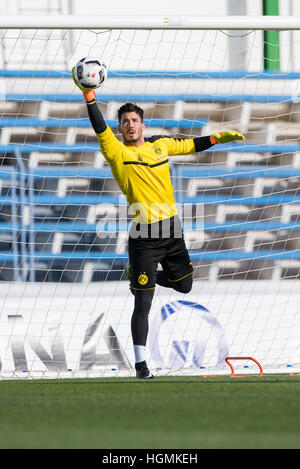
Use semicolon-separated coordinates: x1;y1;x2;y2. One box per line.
123;130;142;145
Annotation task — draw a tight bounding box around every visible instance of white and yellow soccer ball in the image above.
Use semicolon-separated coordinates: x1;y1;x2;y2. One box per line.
74;57;107;89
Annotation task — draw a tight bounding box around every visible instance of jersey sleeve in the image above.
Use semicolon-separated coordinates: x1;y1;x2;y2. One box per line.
95;126;123;164
85;100;128;193
95;127;128;195
86;100;123;163
162;137;196;156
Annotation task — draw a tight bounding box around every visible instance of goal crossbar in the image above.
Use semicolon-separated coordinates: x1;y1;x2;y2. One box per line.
1;13;300;379
1;15;300;30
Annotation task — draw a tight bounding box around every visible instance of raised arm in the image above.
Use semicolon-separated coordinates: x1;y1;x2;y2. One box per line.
194;131;244;151
72;65;128;199
148;131;244;156
85;92;107;134
72;67;107;134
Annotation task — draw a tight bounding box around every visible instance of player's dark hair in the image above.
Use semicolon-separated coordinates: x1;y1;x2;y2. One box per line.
118;103;144;123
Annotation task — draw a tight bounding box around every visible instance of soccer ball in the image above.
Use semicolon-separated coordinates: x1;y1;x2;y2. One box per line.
74;57;107;89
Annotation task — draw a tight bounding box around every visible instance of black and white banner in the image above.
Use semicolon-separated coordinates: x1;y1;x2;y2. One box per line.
0;281;299;377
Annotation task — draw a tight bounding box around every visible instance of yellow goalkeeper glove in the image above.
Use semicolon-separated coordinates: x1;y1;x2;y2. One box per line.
210;131;245;145
72;66;96;102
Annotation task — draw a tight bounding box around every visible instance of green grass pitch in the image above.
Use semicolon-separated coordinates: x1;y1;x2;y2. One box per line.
1;374;300;449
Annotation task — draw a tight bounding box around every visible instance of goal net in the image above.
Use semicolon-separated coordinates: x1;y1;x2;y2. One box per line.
1;16;300;379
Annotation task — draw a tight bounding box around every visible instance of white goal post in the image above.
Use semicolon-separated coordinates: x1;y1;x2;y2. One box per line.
0;15;300;379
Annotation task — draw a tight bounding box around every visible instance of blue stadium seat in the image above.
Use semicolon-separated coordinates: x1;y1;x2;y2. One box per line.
0;116;208;129
1;70;300;280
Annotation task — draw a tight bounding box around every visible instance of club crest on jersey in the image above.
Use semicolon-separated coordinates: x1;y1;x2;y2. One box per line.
153;145;162;155
137;154;143;161
138;273;148;285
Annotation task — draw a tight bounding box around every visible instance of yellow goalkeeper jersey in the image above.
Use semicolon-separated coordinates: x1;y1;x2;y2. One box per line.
96;126;195;224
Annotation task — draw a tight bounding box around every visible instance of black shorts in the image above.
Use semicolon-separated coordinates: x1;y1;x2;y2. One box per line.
128;218;193;290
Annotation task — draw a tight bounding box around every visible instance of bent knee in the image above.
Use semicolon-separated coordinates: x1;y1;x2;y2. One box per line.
176;284;192;294
173;275;193;294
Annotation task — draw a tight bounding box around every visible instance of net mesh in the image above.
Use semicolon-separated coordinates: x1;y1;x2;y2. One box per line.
0;26;300;378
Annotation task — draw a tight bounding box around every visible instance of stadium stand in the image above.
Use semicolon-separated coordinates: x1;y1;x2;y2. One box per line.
0;71;300;282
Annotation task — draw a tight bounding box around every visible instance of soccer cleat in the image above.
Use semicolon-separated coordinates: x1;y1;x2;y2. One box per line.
135;360;155;379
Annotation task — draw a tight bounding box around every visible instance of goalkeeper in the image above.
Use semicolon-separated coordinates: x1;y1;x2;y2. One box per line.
73;69;244;379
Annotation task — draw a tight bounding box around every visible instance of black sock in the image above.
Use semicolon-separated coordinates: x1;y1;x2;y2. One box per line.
131;289;155;346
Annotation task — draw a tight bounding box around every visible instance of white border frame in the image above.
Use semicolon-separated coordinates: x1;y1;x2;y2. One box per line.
0;15;300;30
